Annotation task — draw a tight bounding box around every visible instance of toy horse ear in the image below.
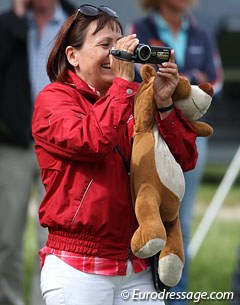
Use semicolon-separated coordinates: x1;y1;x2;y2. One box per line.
199;83;214;97
140;64;156;83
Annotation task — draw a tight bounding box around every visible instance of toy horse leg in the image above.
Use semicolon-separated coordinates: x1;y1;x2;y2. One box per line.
158;216;184;287
131;183;166;258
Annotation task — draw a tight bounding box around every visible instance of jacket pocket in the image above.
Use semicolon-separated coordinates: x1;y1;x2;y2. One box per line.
70;177;94;226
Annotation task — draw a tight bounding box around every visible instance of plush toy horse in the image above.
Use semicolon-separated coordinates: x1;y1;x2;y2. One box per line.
130;64;213;288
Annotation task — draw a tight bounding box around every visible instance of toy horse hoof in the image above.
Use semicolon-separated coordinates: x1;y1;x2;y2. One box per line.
158;253;183;287
135;238;166;258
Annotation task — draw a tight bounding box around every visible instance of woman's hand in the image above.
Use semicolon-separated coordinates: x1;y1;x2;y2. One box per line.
153;50;179;118
110;34;139;82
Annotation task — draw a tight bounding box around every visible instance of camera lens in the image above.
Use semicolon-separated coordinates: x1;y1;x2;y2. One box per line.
137;44;151;61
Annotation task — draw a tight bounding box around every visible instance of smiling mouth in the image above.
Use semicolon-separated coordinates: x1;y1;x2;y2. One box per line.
101;63;111;69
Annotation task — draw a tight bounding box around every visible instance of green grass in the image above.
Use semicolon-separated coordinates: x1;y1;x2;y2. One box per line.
195;183;239;207
23;216;38;305
188;178;240;305
189;218;239;304
203;164;240;185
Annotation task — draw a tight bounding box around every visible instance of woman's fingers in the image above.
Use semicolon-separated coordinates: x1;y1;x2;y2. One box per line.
114;34;139;54
157;63;178;78
169;49;175;63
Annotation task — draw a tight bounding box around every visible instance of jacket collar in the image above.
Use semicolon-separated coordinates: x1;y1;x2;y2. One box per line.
66;70;100;104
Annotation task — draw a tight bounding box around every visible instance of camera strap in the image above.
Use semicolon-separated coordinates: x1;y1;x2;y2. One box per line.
115;145;130;174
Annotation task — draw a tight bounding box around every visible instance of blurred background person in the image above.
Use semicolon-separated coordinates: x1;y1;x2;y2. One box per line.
126;0;223;304
0;0;75;305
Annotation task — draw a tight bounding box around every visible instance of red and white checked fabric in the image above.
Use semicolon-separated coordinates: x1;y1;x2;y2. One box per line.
39;246;148;276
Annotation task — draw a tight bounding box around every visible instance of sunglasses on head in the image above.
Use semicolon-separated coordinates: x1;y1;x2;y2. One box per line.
73;4;119;21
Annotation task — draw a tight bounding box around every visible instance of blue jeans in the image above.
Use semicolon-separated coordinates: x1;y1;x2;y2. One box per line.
168;137;208;305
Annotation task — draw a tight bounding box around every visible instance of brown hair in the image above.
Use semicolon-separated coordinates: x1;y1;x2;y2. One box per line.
47;10;123;83
139;0;197;11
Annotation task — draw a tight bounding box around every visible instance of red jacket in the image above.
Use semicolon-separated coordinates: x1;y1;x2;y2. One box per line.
32;70;197;260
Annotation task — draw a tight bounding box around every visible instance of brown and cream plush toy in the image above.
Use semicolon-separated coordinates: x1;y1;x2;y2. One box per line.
130;64;213;289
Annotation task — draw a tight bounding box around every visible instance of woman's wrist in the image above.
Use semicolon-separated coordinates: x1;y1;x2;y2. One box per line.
157;103;174;113
155;97;173;110
155;98;174;119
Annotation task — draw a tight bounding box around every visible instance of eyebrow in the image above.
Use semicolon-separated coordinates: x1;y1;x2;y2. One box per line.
95;35;122;42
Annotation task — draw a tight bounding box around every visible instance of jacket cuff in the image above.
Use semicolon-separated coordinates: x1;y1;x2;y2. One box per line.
156;108;178;131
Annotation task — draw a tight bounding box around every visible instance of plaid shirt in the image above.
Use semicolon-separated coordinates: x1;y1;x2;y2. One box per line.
39;246;148;276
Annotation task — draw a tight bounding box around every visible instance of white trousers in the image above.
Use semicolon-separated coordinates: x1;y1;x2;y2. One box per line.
41;255;165;305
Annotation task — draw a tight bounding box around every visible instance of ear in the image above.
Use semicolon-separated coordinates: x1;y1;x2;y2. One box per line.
140;64;156;83
199;83;214;97
65;46;79;67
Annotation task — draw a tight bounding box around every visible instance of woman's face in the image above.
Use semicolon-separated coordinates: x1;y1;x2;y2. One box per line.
161;0;191;12
70;21;122;95
31;0;56;11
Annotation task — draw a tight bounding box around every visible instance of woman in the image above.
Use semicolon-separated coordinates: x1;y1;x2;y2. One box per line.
126;1;223;304
32;4;198;305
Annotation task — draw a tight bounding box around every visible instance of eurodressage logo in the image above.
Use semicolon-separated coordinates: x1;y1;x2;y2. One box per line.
120;289;234;303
